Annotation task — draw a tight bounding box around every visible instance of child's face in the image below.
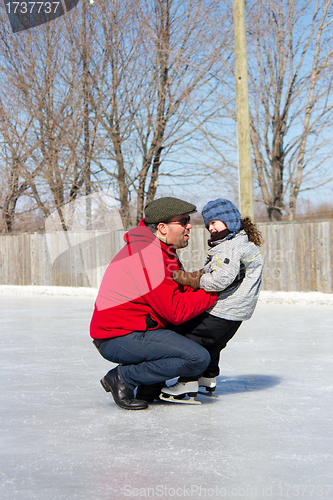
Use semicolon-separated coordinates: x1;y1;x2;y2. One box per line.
208;220;227;234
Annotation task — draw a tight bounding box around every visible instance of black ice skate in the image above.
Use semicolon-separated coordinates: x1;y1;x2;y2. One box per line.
159;380;201;405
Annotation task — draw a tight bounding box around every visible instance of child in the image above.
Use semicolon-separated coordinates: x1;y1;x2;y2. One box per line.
160;198;264;401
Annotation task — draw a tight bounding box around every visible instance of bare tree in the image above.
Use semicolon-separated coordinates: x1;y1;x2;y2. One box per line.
247;0;333;221
0;5;102;231
0;105;31;232
133;0;231;222
90;0;232;227
86;0;139;228
0;0;232;231
210;0;333;221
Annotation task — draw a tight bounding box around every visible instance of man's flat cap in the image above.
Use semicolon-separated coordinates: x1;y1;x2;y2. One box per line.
144;197;196;224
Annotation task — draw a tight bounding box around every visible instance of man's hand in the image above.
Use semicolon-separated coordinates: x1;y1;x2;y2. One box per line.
172;269;205;290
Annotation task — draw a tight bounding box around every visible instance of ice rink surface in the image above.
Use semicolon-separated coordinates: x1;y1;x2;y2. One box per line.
0;293;332;500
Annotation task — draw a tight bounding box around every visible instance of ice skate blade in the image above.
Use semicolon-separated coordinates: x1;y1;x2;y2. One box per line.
198;391;219;398
159;394;201;405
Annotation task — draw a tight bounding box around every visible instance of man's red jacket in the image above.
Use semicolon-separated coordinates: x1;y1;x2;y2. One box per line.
90;220;217;339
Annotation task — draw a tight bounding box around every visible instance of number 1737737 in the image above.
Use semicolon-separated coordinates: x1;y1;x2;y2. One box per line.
5;2;60;14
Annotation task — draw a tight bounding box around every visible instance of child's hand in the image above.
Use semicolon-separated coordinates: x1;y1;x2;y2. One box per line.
172;269;205;290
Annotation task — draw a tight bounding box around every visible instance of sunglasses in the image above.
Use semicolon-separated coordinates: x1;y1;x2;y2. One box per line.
167;216;191;227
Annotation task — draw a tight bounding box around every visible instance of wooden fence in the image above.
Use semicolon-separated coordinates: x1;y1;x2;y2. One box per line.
0;221;332;292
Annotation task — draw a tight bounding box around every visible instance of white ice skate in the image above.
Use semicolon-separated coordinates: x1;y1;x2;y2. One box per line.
198;377;219;398
159;380;201;405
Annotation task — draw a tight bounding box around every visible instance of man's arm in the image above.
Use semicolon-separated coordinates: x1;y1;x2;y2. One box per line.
145;276;217;325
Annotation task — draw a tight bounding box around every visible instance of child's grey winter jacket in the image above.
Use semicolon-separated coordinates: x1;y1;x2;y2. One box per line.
200;230;264;321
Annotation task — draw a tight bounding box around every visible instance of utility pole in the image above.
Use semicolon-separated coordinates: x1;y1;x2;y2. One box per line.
82;0;92;229
233;0;254;220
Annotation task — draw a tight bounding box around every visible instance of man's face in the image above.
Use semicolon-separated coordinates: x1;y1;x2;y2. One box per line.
157;215;192;248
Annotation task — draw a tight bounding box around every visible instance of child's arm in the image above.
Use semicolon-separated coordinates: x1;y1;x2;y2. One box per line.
172;250;244;292
200;251;241;291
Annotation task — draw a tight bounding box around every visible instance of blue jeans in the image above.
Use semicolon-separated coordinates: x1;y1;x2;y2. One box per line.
98;329;210;390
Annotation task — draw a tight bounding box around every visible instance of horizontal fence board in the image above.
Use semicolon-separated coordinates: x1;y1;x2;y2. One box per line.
0;221;332;292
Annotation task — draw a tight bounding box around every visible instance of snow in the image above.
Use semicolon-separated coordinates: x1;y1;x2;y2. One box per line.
0;285;99;298
0;290;332;499
0;285;332;305
258;290;333;305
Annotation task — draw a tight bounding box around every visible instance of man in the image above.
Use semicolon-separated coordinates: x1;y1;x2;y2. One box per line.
90;197;217;410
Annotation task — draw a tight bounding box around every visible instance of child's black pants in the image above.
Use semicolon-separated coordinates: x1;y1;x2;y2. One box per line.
179;311;242;380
